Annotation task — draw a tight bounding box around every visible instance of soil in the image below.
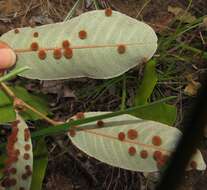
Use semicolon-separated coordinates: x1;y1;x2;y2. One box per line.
0;0;207;190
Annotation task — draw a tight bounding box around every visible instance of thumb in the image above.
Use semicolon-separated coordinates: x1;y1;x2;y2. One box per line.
0;42;16;70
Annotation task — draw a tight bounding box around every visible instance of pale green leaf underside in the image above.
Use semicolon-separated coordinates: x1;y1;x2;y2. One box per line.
0;10;157;80
4;113;33;190
69;112;206;172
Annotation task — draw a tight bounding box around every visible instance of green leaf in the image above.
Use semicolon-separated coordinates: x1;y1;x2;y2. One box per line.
11;86;51;120
0;86;51;123
133;103;177;125
0;105;16;123
133;59;177;125
0;10;157;80
134;59;157;105
31;138;48;190
0;90;11;106
69;112;206;172
0;113;33;190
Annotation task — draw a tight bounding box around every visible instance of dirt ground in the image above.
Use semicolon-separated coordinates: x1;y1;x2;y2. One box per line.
1;0;207;190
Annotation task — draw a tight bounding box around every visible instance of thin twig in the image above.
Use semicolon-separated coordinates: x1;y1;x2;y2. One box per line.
0;82;60;125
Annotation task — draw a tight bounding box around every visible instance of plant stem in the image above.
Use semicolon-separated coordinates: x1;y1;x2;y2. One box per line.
0;82;60;126
31;96;176;138
0;67;30;82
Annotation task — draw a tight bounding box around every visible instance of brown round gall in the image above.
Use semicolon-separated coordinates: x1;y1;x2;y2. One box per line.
127;129;138;140
118;132;125;141
128;146;136;156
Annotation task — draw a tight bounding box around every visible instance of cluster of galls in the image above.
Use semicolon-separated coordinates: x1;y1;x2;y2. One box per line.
15;8;125;63
1;120;32;189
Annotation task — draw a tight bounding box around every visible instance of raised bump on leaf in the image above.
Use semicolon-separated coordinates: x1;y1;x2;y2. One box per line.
23;153;30;160
62;40;70;49
127;129;138;140
24;128;30;141
153;150;162;161
96;120;105;127
53;48;62;59
117;44;126;54
152;135;162;146
24;144;31;151
68;128;76;137
79;30;87;40
33;32;39;38
128;146;136;156
30;42;39;51
38;49;47;60
63;48;73;59
190;161;197;169
105;8;112;17
14;29;20;34
140;150;148;159
76;112;85;119
118;132;125;141
1;114;33;190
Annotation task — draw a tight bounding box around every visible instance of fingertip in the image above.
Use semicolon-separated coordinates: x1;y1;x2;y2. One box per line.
0;42;16;70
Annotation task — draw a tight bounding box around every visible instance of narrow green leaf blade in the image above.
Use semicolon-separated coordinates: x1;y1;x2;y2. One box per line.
133;59;177;125
0;105;16;123
133;103;177;125
31;138;48;190
135;59;157;105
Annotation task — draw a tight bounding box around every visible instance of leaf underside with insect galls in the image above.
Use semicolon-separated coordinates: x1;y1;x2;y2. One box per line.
0;113;33;190
0;10;157;80
68;112;206;172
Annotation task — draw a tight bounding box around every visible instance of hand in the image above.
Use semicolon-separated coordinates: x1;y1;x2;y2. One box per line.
0;42;16;71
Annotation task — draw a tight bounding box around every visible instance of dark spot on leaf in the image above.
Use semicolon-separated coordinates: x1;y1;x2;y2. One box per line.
76;112;85;119
79;30;87;39
118;132;125;141
53;48;62;60
23;153;30;160
62;40;70;49
117;44;126;54
153;150;162;161
24;144;31;151
68;128;76;137
152;136;162;146
38;50;47;60
128;146;136;156
64;48;73;59
14;28;20;34
24;129;30;142
33;32;39;38
97;120;104;127
105;8;112;17
30;42;39;51
140;150;148;159
127;129;138;140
